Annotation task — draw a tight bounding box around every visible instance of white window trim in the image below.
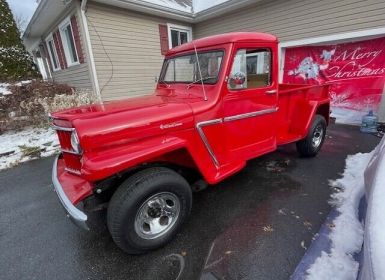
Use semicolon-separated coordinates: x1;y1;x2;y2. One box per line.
45;34;61;72
167;23;192;49
58;16;80;68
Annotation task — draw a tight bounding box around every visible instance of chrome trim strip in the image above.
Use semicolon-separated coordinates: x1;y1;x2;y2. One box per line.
61;148;82;156
52;124;75;132
196;118;223;167
223;107;278;122
196;107;278;166
65;167;82;175
52;155;89;230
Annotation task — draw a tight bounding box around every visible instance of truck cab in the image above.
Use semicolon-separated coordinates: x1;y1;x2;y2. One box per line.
51;32;330;254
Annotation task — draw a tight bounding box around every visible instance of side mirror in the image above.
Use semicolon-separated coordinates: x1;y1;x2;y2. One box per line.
229;72;246;88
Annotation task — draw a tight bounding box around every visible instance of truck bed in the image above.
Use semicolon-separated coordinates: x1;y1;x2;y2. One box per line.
276;83;330;145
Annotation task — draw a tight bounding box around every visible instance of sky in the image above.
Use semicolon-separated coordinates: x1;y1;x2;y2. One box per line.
6;0;38;31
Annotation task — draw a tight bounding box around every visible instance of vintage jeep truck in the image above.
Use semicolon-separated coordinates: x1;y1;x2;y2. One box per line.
51;32;330;254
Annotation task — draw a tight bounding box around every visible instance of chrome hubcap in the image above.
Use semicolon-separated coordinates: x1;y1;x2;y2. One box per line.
134;192;180;239
312;125;324;148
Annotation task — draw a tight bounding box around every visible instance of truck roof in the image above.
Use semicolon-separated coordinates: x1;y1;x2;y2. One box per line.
166;32;278;56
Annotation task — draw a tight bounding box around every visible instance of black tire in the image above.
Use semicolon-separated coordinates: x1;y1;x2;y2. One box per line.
107;167;192;254
296;114;327;157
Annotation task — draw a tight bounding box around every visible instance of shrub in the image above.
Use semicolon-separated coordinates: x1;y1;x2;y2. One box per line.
0;80;97;133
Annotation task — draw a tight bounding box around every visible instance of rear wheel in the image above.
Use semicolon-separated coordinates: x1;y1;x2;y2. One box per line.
107;167;192;254
296;115;327;157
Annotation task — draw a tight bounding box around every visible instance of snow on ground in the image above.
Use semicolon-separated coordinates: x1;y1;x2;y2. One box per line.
0;83;12;95
14;80;32;87
331;107;365;125
0;127;59;170
306;151;374;280
0;80;31;96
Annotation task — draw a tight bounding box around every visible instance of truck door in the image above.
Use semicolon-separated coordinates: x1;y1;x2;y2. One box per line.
223;44;278;160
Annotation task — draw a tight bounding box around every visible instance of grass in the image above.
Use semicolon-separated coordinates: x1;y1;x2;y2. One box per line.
18;145;44;158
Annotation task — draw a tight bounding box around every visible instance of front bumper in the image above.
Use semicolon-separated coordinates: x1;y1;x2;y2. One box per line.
52;155;90;230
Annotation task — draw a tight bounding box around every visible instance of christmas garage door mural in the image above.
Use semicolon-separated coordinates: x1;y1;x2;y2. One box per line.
283;37;385;124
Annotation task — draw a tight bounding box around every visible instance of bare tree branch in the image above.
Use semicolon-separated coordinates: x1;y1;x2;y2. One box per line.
14;13;27;35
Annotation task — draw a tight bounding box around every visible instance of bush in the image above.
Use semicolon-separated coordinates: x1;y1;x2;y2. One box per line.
0;80;97;133
0;46;40;82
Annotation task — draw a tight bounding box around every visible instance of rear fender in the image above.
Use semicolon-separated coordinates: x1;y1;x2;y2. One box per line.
300;101;330;138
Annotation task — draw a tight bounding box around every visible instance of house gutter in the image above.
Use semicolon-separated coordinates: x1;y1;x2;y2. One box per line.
80;0;103;104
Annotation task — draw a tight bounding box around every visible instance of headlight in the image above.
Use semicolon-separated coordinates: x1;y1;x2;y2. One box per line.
70;131;82;154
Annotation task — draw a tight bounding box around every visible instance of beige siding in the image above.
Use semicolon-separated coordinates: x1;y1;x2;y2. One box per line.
87;3;189;100
44;6;92;89
51;63;91;88
194;0;385;42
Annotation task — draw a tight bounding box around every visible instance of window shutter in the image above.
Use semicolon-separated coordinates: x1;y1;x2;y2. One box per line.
70;15;84;64
159;24;169;55
42;42;53;71
53;30;67;69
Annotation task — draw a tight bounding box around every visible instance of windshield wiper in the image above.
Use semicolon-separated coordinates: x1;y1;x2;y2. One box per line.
186;76;216;89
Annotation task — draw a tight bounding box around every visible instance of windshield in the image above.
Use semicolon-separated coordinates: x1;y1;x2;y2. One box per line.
160;51;224;84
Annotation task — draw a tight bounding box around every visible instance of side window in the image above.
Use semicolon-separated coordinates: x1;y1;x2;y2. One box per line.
228;49;271;90
59;20;79;66
46;36;60;71
167;24;192;49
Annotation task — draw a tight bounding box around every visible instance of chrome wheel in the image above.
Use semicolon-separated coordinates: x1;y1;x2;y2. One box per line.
312;124;324;148
134;192;180;240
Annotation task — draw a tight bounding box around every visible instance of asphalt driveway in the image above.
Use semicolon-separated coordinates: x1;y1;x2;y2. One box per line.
0;124;380;280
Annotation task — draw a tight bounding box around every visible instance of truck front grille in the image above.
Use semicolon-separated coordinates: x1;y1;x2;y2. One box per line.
52;123;82;175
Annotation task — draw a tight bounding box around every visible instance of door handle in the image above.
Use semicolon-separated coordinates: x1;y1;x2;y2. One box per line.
265;90;277;95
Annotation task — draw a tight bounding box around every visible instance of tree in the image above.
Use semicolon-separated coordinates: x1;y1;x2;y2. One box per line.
0;0;40;82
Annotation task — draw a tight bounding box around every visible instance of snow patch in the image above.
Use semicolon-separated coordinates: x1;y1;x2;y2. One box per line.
306;151;374;280
0;83;12;95
0;80;32;96
141;0;191;12
331;107;364;125
0;127;59;170
14;80;32;87
140;0;231;13
193;0;230;12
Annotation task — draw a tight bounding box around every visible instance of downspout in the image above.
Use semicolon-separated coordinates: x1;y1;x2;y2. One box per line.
80;0;103;104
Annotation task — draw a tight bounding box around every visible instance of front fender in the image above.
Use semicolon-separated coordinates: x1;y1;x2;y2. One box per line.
81;136;187;182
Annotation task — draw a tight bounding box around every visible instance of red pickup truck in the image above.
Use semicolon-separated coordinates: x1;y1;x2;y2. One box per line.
51;32;330;254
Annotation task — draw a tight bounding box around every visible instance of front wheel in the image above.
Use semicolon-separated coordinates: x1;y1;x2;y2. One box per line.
296;115;327;157
107;167;192;254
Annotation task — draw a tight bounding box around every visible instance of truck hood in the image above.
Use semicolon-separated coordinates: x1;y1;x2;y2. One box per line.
52;94;194;151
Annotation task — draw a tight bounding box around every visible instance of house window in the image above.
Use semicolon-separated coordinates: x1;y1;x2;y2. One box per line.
167;24;192;48
228;49;271;90
46;35;60;71
59;18;79;66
